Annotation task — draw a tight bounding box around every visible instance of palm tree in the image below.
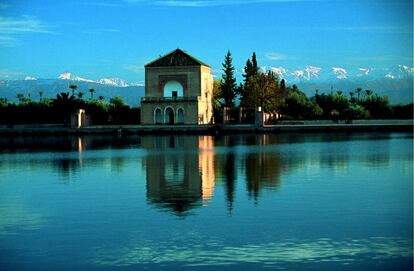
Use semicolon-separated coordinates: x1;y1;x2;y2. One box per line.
77;92;84;100
54;92;79;104
98;95;104;101
356;88;362;100
349;91;354;103
39;91;43;101
365;89;372;97
16;93;24;103
53;92;80;123
69;84;78;95
89;88;96;99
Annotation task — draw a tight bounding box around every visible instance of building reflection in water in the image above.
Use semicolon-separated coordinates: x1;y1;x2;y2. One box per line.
0;133;393;212
142;136;215;216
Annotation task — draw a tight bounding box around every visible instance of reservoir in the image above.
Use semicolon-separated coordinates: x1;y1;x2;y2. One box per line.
0;132;412;270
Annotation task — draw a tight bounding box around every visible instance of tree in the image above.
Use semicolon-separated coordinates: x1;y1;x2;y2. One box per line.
359;93;391;118
77;92;84;100
239;52;260;100
109;95;126;110
242;52;259;83
212;79;222;109
356;88;363;101
251;52;258;74
16;93;24;103
53;92;80;122
69;84;78;95
243;71;281;112
89;88;96;99
39;91;43;101
53;92;79;105
346;104;370;120
220;50;237;107
280;79;286;91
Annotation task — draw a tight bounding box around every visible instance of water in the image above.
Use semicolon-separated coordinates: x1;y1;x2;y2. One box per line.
0;133;412;270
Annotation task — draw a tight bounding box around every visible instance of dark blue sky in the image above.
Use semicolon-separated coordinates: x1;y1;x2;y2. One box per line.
0;0;412;83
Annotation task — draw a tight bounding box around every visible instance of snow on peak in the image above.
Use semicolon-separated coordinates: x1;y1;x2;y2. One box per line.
332;67;348;79
357;68;370;77
59;72;73;80
97;78;130;87
58;72;140;87
305;66;321;80
292;70;304;78
385;73;395;79
58;72;94;83
400;65;414;74
24;76;37;80
270;67;287;78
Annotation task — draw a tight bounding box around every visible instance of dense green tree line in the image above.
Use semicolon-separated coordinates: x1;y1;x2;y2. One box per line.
216;51;413;121
0;89;140;125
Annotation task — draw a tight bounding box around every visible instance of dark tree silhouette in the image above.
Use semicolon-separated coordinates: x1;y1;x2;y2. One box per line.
89;88;96;99
69;84;78;95
220;50;237;107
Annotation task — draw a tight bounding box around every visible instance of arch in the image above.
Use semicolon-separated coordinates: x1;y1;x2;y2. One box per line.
163;80;183;98
176;108;184;124
165;107;175;125
154;107;163;124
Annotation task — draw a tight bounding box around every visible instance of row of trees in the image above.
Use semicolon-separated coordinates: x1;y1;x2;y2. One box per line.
0;87;140;125
215;50;413;120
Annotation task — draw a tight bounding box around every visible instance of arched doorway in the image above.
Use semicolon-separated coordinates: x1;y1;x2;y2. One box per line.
154;108;162;124
165;107;174;125
163;81;183;98
177;108;184;124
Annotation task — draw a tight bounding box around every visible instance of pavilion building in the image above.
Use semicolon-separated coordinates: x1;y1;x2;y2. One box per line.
140;49;214;125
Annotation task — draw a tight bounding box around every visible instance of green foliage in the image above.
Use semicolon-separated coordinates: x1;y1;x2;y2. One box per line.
0;98;8;108
282;89;322;119
242;71;282;112
312;92;349;120
346;104;370;120
0;92;140;125
358;94;391;119
220;50;237;107
109;95;126;109
239;52;259;100
212;79;222;109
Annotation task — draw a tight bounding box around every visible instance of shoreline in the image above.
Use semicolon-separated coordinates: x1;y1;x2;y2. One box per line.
0;120;412;135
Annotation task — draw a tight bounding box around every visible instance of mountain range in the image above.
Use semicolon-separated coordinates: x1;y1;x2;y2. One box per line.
0;73;145;107
0;65;413;105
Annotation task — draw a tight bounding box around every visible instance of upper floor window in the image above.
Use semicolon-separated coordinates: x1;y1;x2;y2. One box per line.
163;81;183;97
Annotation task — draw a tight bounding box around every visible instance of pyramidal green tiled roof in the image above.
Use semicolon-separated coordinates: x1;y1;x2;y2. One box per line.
145;49;210;68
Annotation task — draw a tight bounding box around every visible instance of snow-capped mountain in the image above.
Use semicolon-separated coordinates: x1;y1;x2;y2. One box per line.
262;64;413;102
58;72;143;87
264;64;414;83
0;74;145;106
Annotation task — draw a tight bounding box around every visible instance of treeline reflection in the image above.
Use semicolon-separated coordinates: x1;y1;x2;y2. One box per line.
0;133;397;215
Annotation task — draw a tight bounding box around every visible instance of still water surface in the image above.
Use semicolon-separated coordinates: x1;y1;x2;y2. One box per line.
0;133;412;270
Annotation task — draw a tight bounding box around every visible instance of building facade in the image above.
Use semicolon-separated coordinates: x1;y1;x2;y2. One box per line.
141;49;214;125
